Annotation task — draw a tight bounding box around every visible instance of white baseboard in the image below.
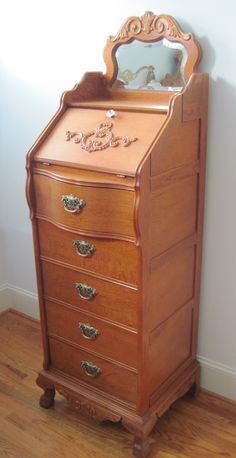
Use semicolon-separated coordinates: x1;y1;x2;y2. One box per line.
0;283;39;319
198;355;236;401
0;283;10;312
0;283;235;401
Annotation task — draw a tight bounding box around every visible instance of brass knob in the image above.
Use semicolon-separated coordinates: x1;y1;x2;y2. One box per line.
61;194;86;213
72;240;96;257
75;283;97;300
78;323;100;340
81;360;102;377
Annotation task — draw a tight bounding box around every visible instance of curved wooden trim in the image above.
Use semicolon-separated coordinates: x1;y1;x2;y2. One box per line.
35;214;137;243
103;12;201;86
26;73;108;220
33;168;135;191
40;368;136;410
40;255;138;291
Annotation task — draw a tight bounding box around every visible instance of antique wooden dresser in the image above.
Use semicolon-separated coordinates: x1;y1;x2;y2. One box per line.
26;12;208;457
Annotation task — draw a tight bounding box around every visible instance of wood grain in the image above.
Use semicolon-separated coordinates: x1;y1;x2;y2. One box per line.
49;337;137;404
33;108;166;176
33;172;136;237
25;13;209;457
45;299;138;367
1;310;236;458
41;260;138;328
38;219;139;286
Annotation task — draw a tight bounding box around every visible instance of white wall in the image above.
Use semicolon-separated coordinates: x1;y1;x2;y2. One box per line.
0;0;236;399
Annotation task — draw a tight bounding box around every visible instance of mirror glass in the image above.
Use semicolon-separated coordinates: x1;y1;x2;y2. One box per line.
113;38;187;91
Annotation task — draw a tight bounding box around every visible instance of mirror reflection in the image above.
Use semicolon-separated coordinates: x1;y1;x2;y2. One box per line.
113;38;187;91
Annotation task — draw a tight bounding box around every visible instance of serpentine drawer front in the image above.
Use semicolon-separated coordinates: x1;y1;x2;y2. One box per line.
33;173;135;237
38;220;139;285
26;12;208;458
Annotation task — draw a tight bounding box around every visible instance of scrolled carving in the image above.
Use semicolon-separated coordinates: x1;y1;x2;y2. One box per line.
57;387;121;423
112;11;191;41
65;122;137;152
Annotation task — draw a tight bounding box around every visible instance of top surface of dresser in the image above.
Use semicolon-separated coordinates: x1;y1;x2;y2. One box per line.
34;107;166;176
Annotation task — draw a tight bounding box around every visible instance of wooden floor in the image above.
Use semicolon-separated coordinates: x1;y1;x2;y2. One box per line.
1;309;236;458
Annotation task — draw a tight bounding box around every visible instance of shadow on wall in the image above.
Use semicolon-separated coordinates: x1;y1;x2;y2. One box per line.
0;65;62;227
198;76;236;365
0;65;62;291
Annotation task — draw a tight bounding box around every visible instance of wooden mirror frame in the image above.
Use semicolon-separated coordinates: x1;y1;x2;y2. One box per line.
103;11;202;88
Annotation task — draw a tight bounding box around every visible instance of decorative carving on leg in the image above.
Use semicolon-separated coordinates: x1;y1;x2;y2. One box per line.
36;373;55;409
39;388;55;409
55;385;122;423
122;413;157;458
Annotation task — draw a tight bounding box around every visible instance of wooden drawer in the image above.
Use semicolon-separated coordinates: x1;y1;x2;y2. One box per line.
42;261;138;328
49;337;137;404
46;300;138;367
33;173;135;237
38;220;138;286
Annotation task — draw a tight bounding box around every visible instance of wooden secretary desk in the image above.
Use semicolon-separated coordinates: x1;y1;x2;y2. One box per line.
26;12;208;458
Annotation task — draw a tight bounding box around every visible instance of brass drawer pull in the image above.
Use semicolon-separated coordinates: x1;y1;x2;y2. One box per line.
72;240;96;257
75;283;97;300
61;194;86;213
78;323;100;340
81;360;102;377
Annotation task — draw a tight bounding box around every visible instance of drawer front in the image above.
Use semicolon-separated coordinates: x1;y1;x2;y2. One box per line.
34;174;135;237
38;220;139;285
46;300;138;367
49;338;137;404
42;261;138;328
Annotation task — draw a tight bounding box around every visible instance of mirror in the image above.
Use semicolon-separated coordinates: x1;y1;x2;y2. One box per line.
113;38;187;91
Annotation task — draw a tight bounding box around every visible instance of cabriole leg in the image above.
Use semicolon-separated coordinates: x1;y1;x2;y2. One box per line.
39;388;55;409
122;413;157;458
36;373;55;409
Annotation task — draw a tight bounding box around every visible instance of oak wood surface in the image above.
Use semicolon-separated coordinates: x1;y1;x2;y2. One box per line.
149;175;197;255
49;338;138;404
148;303;193;395
1;310;236;458
45;299;138;367
38;219;139;286
34;107;166;176
148;243;195;328
33;172;136;238
41;260;138;328
25;13;209;457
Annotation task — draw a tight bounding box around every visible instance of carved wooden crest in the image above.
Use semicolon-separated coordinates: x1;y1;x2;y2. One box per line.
111;11;191;41
103;11;201;85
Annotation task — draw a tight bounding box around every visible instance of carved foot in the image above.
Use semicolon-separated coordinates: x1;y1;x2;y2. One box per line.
133;438;151;458
122;413;157;458
39;388;55;409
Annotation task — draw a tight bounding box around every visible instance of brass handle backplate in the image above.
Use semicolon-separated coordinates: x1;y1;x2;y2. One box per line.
81;360;102;377
61;194;86;213
78;322;100;340
75;283;97;300
72;240;96;257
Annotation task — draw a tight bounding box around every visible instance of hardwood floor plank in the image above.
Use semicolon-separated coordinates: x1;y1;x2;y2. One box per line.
1;310;236;458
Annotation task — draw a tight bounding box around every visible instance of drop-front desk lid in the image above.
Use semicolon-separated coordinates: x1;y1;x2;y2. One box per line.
34;106;167;176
